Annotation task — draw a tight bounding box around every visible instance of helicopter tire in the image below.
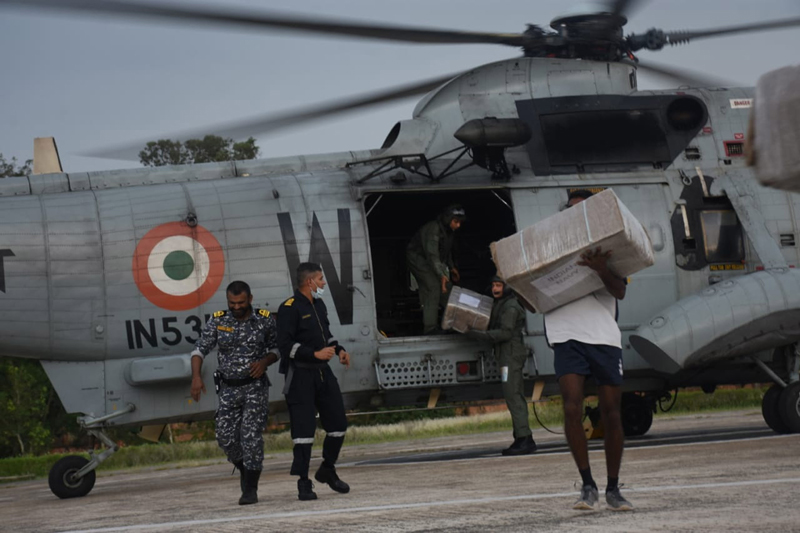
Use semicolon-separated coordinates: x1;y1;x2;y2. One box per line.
620;393;653;437
777;382;800;434
761;384;792;434
48;455;96;499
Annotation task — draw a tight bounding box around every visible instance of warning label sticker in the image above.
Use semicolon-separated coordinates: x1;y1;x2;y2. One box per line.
730;99;753;109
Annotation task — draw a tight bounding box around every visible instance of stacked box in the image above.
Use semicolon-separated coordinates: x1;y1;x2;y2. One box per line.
752;65;800;193
441;286;493;333
490;189;654;313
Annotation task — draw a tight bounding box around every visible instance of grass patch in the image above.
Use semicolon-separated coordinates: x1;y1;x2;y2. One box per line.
0;385;767;482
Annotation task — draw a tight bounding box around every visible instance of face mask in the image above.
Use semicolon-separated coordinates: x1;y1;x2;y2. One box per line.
311;280;325;300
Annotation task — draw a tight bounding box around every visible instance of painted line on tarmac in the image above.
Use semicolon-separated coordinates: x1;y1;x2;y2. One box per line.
60;476;800;533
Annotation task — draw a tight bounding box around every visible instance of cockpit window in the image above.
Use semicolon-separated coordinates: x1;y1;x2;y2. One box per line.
699;210;745;263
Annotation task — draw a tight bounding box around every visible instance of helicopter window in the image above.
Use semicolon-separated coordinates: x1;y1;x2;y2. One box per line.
699;210;745;263
517;95;708;175
539;110;671;168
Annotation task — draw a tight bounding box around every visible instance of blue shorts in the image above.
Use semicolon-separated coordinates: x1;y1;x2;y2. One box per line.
553;340;623;386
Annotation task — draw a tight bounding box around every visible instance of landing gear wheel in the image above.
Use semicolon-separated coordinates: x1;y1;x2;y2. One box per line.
621;393;653;437
778;382;800;434
48;455;96;499
761;384;791;434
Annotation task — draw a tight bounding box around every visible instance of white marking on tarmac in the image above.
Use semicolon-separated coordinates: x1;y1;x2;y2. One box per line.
60;476;800;533
0;497;13;502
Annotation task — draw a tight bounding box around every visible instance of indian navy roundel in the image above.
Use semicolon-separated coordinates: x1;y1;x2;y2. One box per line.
132;222;225;311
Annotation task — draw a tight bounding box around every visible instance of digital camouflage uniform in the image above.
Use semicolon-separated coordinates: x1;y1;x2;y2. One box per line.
406;209;460;334
192;308;277;471
470;292;531;438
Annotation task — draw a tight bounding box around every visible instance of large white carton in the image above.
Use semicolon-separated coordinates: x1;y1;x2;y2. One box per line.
441;286;493;333
750;65;800;193
490;189;654;313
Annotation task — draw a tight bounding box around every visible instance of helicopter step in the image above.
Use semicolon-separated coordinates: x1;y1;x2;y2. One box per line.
48;404;135;499
375;335;537;390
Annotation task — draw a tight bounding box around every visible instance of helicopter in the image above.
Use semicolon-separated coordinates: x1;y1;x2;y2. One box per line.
1;0;800;500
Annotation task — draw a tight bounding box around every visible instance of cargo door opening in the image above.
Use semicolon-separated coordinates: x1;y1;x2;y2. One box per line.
365;190;517;338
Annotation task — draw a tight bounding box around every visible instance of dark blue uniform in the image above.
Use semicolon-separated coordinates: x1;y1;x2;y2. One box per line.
277;290;347;479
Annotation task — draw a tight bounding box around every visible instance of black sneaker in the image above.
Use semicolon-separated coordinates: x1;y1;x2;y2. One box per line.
297;478;317;501
314;464;350;494
502;435;537;456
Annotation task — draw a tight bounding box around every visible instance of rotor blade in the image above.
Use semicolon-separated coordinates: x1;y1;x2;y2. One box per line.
664;17;800;46
82;72;460;160
0;0;530;47
606;0;642;19
624;59;737;88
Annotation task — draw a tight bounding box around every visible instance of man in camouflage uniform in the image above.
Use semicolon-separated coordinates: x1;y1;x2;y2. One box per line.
190;280;278;506
406;205;466;334
467;276;536;455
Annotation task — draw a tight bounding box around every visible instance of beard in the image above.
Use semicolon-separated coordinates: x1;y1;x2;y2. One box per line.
230;305;251;318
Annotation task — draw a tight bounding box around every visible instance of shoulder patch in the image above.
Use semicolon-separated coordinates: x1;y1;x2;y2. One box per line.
283;298;295;307
258;309;271;318
213;310;226;318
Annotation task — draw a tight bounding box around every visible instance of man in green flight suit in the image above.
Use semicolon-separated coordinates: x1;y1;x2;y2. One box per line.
468;276;537;455
406;205;466;334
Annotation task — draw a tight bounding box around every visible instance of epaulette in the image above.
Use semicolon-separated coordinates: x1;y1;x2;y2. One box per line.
257;309;271;318
283;298;295;307
213;310;227;318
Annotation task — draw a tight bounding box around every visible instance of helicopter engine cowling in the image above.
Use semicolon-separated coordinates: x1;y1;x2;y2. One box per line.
630;269;800;374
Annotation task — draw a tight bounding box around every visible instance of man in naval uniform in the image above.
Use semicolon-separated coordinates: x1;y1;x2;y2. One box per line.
277;262;351;501
190;280;278;506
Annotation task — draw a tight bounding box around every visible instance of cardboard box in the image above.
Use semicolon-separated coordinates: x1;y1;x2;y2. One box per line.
751;65;800;193
490;189;654;313
441;286;493;333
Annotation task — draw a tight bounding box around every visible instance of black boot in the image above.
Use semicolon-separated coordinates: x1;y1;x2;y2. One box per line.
314;463;350;494
233;461;245;494
501;435;537;456
298;478;318;501
238;469;260;505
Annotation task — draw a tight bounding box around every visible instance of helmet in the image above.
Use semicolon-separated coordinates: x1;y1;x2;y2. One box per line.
489;275;512;297
442;204;466;223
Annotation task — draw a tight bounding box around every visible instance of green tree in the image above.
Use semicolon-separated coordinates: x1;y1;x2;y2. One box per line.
0;358;51;456
137;139;188;167
139;135;259;167
0;153;32;177
232;137;259;161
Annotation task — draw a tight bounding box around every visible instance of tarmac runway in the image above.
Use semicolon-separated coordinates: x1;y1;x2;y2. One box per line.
1;409;799;532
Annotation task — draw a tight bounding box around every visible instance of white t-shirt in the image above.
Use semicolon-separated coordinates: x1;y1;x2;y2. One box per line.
543;288;622;348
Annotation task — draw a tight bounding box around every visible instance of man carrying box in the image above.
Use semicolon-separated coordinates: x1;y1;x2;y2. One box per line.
467;276;536;455
545;189;633;512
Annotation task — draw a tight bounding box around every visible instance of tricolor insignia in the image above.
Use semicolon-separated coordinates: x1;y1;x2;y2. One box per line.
131;221;225;312
284;298;295;307
213;310;226;318
258;309;271;318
